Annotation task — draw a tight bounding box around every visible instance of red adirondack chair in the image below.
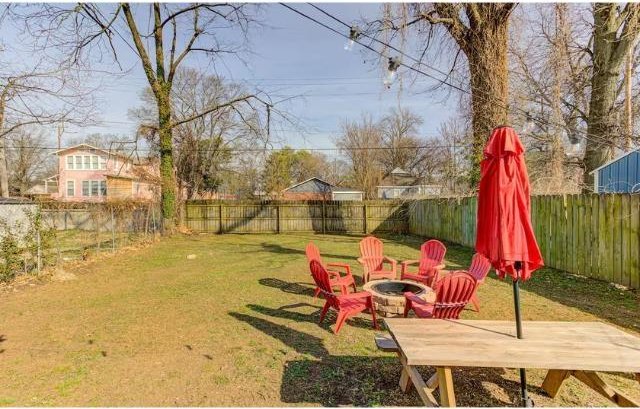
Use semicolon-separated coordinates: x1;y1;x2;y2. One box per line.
305;242;357;296
357;236;397;283
467;253;492;312
400;239;447;287
309;259;378;334
403;271;477;319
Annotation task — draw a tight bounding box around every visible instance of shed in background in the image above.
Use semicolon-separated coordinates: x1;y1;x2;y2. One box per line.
590;148;640;193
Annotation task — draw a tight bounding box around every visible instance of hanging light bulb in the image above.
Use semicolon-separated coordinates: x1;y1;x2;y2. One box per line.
384;57;400;88
344;25;360;51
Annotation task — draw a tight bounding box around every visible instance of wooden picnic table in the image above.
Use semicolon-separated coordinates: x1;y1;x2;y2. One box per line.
377;319;640;407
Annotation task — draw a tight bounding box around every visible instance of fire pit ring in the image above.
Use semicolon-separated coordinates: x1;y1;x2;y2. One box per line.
363;279;434;317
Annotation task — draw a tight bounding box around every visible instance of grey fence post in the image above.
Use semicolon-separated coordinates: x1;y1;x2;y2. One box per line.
111;207;115;252
36;228;42;273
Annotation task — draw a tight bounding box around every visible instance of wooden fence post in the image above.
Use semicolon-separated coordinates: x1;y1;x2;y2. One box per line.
321;201;326;234
363;203;368;234
218;204;223;234
276;203;280;234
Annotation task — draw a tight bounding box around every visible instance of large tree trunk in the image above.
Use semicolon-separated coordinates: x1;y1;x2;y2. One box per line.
583;3;640;191
466;24;510;186
0;104;9;197
157;91;178;232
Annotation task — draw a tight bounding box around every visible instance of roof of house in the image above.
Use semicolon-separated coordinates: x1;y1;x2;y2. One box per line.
53;144;132;160
283;177;363;194
589;148;640;174
379;168;423;187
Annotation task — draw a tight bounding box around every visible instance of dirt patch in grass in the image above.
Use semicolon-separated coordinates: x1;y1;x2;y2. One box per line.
0;233;637;406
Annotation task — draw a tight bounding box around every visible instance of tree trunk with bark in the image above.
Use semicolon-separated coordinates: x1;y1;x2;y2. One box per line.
583;3;640;191
423;4;514;188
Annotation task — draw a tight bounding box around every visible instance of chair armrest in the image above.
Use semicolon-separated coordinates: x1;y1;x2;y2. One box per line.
338;291;371;301
382;256;397;267
326;269;341;279
404;291;431;306
400;260;419;274
326;262;352;275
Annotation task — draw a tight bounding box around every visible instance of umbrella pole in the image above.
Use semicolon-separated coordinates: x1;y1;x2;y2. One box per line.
513;262;533;407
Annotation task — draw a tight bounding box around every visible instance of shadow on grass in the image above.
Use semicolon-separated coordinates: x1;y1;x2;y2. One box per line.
246;303;376;332
259;278;316;297
400;237;640;331
229;310;542;406
260;241;360;262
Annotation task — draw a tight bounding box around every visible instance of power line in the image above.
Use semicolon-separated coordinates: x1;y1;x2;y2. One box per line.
286;3;631;152
3;143;470;153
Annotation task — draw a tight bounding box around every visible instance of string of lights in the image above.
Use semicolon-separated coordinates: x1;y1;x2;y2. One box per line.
282;3;632;152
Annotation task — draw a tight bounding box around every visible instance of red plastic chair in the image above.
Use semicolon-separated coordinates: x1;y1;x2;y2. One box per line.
305;242;357;296
400;239;447;287
403;271;477;319
309;259;379;334
467;253;492;312
357;236;397;283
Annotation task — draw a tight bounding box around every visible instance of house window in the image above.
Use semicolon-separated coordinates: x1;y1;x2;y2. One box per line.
91;180;99;196
84;155;90;169
100;180;107;196
67;156;74;170
74;156;82;169
100;157;107;170
67;180;75;196
82;181;90;196
92;156;99;169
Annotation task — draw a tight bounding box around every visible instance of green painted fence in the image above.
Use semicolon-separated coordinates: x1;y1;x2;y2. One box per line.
408;194;640;289
184;200;409;234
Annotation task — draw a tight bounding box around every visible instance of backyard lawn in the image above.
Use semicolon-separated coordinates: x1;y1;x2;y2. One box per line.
0;233;638;406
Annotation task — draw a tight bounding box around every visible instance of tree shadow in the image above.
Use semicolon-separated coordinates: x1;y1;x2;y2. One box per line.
246;303;376;332
229;310;547;406
396;237;640;332
258;277;316;297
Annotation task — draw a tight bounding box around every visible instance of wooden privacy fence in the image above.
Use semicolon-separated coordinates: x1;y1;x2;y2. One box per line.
184;200;408;234
408;194;640;289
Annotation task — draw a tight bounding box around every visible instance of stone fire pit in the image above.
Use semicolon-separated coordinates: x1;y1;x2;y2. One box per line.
363;279;435;317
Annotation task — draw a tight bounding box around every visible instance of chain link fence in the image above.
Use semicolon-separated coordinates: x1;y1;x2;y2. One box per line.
0;200;161;283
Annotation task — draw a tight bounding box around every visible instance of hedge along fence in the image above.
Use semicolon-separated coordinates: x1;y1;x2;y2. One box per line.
408;194;640;289
183;200;409;234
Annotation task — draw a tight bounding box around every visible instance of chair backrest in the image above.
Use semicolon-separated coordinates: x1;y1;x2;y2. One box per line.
432;271;477;319
359;236;384;271
309;260;338;306
419;240;447;271
305;242;323;264
468;253;491;282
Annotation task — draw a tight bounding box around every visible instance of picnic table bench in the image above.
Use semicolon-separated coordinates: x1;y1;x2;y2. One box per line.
376;319;640;407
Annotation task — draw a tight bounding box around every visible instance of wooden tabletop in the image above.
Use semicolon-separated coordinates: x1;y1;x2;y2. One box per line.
385;319;640;373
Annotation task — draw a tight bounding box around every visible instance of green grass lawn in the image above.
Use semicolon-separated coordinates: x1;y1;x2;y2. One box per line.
0;233;638;406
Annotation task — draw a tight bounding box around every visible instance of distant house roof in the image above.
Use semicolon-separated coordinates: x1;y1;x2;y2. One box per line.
379;168;422;187
589;148;640;174
283;177;363;194
53;144;131;160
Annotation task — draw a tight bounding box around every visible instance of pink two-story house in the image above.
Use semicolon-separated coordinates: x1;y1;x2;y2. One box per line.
46;144;159;202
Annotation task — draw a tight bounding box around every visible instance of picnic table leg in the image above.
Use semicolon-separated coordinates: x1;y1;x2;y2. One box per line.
541;369;569;398
398;352;438;407
571;370;640;407
436;367;456;407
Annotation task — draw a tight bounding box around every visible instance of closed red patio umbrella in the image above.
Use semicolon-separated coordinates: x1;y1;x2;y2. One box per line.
475;126;544;407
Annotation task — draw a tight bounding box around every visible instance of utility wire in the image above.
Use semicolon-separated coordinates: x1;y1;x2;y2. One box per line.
286;3;630;151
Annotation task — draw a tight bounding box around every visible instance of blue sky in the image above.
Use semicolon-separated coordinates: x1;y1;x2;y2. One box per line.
22;3;460;151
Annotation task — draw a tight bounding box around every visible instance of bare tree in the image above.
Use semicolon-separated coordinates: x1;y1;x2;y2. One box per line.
378;107;427;175
584;3;640;189
374;4;516;187
5;127;54;195
336;115;384;199
34;3;277;231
